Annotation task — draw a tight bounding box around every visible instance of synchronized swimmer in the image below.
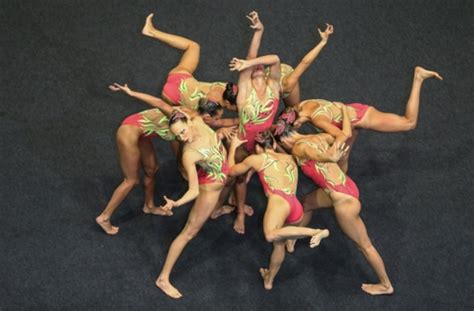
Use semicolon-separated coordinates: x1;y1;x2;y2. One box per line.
98;11;442;299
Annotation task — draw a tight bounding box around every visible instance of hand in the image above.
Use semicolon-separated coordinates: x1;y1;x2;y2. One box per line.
230;134;247;150
318;23;334;42
229;58;248;72
217;126;238;142
160;195;177;211
109;83;132;95
246;11;263;31
329;142;349;162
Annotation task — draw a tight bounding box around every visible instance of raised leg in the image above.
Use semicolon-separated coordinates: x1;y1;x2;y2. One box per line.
142;13;200;74
360;66;442;132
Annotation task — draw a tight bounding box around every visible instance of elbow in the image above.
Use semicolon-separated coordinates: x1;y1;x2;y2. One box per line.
270;55;280;64
189;189;200;200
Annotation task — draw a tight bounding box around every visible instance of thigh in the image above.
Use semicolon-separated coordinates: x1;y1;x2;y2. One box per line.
139;138;158;171
116;126;142;179
263;196;290;234
359;106;407;132
303;188;333;211
169;43;200;75
333;198;372;249
186;188;222;230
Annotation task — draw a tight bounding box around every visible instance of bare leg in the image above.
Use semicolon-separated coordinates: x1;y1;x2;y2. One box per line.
156;188;221;299
286;189;332;252
260;241;285;290
360;66;442;132
96;126;141;235
210;180;234;219
142;14;200;74
139;139;171;216
261;196;329;289
332;194;393;295
233;147;249;234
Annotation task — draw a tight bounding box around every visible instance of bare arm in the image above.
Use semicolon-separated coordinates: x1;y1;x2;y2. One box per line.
207;118;239;128
312;116;350;143
160;151;201;210
293;138;348;163
283;24;334;90
109;83;174;117
246;11;264;60
339;102;352;139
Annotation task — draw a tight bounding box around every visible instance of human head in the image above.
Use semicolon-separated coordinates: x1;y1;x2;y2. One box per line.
222;82;238;108
273;120;297;151
255;130;277;154
169;110;193;143
198;98;224;123
251;64;266;79
277;107;297;125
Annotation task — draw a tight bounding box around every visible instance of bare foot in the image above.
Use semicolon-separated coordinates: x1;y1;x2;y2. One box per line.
285;239;296;253
142;13;156;37
95;216;119;235
259;268;273;290
155;277;183;299
143;205;173;216
233;214;245;234
415;66;443;81
210;204;235;219
361;283;394;295
228;196;254;216
309;229;330;248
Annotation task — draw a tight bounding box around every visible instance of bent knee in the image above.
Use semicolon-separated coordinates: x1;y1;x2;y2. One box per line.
143;165;159;177
189;42;200;52
264;231;277;243
124;177;140;188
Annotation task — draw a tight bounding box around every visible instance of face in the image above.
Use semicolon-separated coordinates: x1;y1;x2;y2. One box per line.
223;100;234;111
170;120;192;143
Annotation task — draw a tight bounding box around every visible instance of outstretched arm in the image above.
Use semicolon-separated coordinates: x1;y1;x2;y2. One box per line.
109;83;175;117
283;24;334;91
246;11;264;60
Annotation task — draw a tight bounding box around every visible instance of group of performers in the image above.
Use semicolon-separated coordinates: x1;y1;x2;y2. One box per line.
95;12;442;299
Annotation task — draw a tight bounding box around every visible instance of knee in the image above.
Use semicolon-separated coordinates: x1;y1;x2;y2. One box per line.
189;42;200;52
143;164;159;178
405;120;417;130
264;230;277;243
357;241;375;254
123;177;139;188
181;228;199;242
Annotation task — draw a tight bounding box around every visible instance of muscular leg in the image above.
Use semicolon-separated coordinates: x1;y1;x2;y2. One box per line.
96;126;141;235
286;188;332;252
360;66;442;132
260;196;329;290
142;13;200;74
233;146;249;234
139;138;171;216
338;129;359;173
332;194;393;295
156;188;221;299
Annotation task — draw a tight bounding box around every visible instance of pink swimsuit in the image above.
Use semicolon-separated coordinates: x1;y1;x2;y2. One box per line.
257;153;303;224
309;100;369;128
295;140;359;199
239;87;280;152
121;109;174;140
162;72;193;106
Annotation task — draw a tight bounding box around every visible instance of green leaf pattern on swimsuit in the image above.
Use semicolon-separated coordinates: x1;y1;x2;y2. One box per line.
195;139;226;183
139;109;175;141
261;153;296;195
239;87;276;135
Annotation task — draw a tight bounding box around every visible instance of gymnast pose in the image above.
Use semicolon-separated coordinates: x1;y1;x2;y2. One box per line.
95;106;174;235
142;13;238;111
221;51;281;234
285;66;442;171
274;105;394;296
227;132;329;290
155;111;230;299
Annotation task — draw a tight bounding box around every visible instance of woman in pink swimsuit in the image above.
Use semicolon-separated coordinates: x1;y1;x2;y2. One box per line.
141;13;237;111
274;105;394;296
227;131;329;290
95;104;174;235
155;111;231;299
281;66;443;171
